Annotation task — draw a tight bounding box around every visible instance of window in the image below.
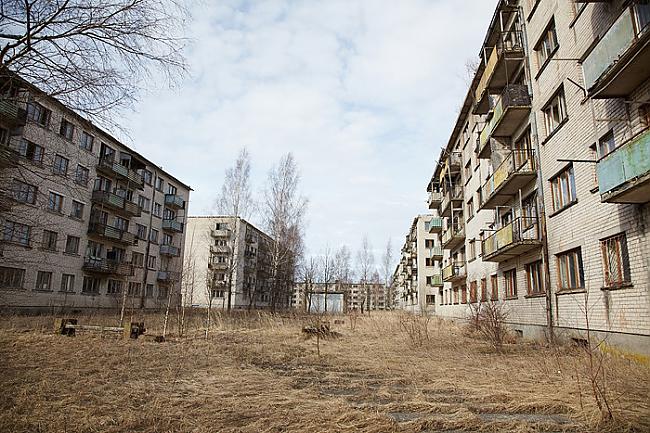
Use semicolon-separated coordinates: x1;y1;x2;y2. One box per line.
425;239;434;248
60;274;75;292
469;281;478;303
425;257;434;267
70;200;84;219
0;267;25;290
136;224;147;240
17;139;43;164
65;235;80;254
453;287;459;304
464;163;472;184
26;101;51;126
526;261;544;295
640;104;650;128
137;195;150;212
153;202;162;217
53;155;69;175
480;278;487;302
504;269;517;299
132;252;144;268
550;165;577;212
543;88;567;135
128;282;142;296
467;197;474;220
149;228;159;244
535;19;558;67
145;284;154;298
158;286;169;299
598;130;616;158
143;170;153;185
490;274;498;300
556;248;584;291
3;220;30;246
147;255;156;269
162;233;172;245
468;239;476;262
73;164;89;186
35;271;52;291
155;177;164;191
59;119;75;140
601;233;631;288
48;191;64;213
41;230;58;251
82;276;101;294
425;295;435;305
80;131;94;151
114;216;128;232
461;286;467;304
94;176;112;193
167;184;177;195
13;179;37;204
163;208;176;220
107;279;122;295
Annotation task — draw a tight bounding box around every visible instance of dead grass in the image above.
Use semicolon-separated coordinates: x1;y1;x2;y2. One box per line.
0;310;648;433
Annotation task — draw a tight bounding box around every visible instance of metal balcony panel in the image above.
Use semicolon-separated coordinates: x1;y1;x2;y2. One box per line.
481;217;542;262
480;151;536;210
0;99;27;128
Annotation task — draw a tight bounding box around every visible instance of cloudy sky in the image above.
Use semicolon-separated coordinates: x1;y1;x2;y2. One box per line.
122;0;497;265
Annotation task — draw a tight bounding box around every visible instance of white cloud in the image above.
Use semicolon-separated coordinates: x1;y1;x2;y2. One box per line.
122;0;498;263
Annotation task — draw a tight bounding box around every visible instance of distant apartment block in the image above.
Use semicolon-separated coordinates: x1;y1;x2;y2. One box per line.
184;216;275;309
292;281;388;313
397;0;650;354
0;78;191;310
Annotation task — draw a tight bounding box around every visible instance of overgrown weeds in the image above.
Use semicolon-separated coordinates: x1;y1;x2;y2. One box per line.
466;301;509;352
397;312;431;347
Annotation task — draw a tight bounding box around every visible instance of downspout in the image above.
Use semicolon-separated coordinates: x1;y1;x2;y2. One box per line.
140;170;157;310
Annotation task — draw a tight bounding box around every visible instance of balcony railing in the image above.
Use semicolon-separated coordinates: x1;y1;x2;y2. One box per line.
208;261;229;270
597;129;650;203
91;190;141;217
157;270;180;282
442;262;466;283
427;217;443;233
442;222;465;250
478;85;531;152
164;194;185;209
97;157;145;189
160;244;180;257
481;217;542;262
162;218;184;233
88;222;136;245
428;274;443;287
82;257;132;276
583;3;650;98
210;244;231;254
210;228;231;238
0;99;27;128
440;184;463;217
480;150;536;210
427;191;443;209
429;246;443;258
474;30;526;114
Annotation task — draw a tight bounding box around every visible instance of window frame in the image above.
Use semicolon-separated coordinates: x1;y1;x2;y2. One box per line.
550;164;577;213
504;269;517;299
556;248;585;291
525;260;545;295
600;233;631;288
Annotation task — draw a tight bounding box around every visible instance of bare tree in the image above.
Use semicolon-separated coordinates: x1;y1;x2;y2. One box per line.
214;148;254;220
262;153;307;311
381;237;394;309
356;235;374;315
334;245;353;310
0;0;188;125
297;255;319;313
319;246;334;313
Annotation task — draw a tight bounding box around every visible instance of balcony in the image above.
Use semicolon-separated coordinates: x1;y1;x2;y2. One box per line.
428;274;443;287
162;218;184;233
97;157;145;189
597;129;650;203
427;217;443;233
164;194;185;210
210;244;231;254
0;99;27;128
477;85;531;156
210;228;231;238
429;245;443;258
442;223;465;250
442;262;466;283
583;4;650;98
480;150;536;210
427;191;443;209
481;217;542;262
91;190;141;218
160;244;181;257
208;261;229;270
439;184;463;217
474;31;526;114
157;270;180;283
88;222;136;245
82;257;132;276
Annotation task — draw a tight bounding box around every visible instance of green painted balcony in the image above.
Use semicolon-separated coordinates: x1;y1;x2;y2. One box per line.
162;218;184;233
429;246;443;258
428;274;443;287
97;157;145;189
160;244;181;257
481;217;542;262
442;262;466;283
427;217;444;233
477;84;531;156
91;190;141;218
597;129;650;203
0;99;27;128
473;30;526;115
480;150;536;210
583;4;650;98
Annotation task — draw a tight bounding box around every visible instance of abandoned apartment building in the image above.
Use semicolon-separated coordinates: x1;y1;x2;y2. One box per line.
394;0;650;354
0;77;191;311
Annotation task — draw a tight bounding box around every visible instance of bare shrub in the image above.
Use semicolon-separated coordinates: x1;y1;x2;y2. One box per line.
466;301;509;352
398;312;431;347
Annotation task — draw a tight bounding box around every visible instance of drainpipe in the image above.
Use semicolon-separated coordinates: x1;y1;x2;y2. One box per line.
139;171;156;310
520;6;555;343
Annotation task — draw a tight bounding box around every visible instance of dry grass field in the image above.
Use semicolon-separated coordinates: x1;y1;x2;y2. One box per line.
0;311;648;433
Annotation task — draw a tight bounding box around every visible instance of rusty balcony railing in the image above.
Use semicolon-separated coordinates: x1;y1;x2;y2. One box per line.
82;257;133;276
480;149;536;210
97;157;145;189
481;216;542;262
